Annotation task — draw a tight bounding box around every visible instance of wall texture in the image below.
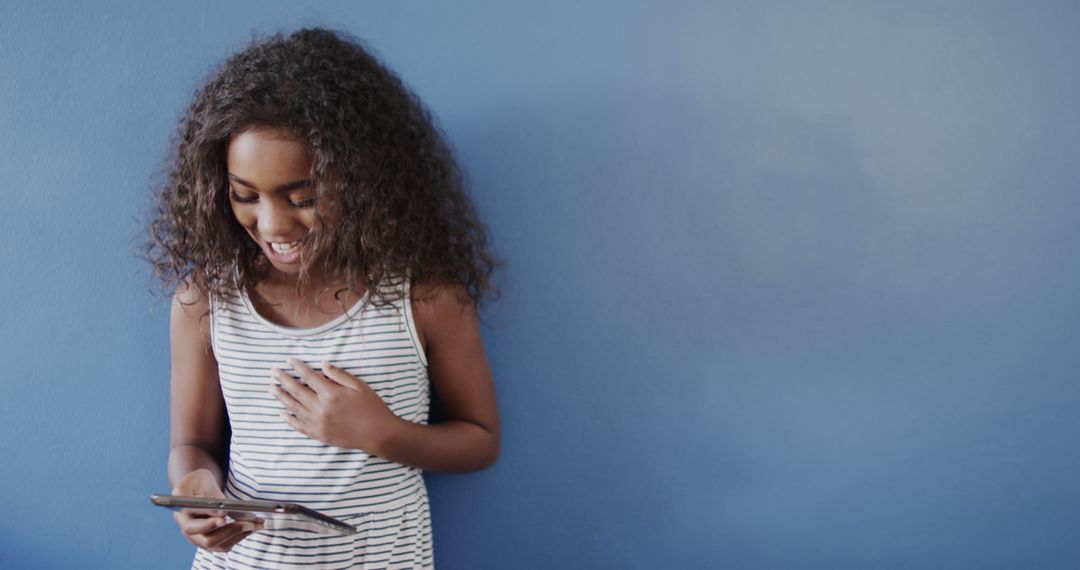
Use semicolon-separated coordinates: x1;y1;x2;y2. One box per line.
2;1;1079;568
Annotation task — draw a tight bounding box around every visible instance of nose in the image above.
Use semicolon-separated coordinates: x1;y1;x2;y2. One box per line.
256;199;296;240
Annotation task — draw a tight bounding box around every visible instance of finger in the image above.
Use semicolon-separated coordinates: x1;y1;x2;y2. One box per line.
270;382;309;417
214;530;253;552
271;368;318;407
174;505;225;518
173;510;198;530
286;357;335;392
321;361;366;391
228;512;266;526
281;411;310;436
204;521;256;550
180;514;229;536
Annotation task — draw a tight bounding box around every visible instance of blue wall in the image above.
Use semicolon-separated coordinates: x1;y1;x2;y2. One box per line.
2;1;1079;568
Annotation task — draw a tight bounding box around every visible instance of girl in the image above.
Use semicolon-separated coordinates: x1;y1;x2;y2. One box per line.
145;28;500;569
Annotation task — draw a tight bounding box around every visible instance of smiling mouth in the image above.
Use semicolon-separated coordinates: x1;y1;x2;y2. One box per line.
269;240;302;254
264;239;305;263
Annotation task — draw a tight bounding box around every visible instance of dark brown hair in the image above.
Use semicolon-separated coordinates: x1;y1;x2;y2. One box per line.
144;28;497;307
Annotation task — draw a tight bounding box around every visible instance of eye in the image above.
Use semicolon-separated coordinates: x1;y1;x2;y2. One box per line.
229;189;258;204
290;196;316;208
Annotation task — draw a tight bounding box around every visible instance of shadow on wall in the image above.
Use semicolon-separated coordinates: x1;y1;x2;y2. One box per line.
425;82;1079;567
428;88;930;567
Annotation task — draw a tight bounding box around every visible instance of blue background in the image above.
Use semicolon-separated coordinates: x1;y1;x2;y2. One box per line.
2;1;1079;568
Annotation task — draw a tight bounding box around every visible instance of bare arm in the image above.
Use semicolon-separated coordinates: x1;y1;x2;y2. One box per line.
374;284;500;472
166;282;260;551
167;281;227;490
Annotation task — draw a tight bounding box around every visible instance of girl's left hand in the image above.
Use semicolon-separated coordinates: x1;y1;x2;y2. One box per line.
270;358;401;453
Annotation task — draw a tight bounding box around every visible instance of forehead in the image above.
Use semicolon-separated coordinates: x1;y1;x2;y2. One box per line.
226;129;313;180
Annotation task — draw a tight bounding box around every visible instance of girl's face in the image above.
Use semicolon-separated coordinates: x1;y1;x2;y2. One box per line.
226;128;318;279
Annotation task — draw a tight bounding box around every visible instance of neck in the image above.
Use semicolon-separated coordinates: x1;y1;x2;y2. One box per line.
260;265;359;299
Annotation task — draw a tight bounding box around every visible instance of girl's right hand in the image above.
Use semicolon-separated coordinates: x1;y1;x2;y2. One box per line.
172;468;263;552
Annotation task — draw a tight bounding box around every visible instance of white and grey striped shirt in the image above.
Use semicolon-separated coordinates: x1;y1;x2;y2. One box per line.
193;280;435;569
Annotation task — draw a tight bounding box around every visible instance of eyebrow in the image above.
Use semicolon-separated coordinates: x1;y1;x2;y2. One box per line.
228;173;313;193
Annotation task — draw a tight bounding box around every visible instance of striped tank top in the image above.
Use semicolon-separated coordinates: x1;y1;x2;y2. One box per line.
193;280;435;569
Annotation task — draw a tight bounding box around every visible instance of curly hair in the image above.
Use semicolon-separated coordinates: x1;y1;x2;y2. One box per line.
143;27;497;309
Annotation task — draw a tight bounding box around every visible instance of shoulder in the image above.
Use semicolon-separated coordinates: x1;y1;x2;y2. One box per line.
410;281;477;352
173;274;211;307
410;281;475;321
171;275;213;342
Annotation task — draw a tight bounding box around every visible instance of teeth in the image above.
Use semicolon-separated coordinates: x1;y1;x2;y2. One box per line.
271;241;300;253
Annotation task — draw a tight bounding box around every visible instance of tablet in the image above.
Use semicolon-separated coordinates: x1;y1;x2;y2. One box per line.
151;494;357;536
